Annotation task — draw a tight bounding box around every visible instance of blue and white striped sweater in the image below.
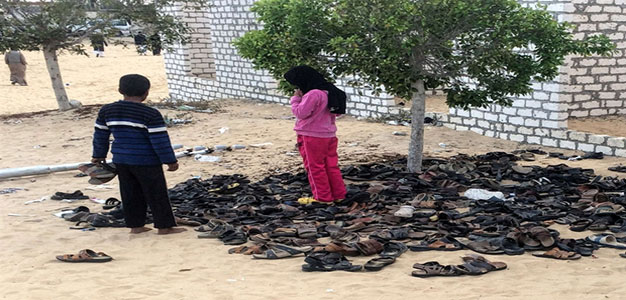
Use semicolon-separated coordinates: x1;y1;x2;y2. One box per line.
93;100;177;165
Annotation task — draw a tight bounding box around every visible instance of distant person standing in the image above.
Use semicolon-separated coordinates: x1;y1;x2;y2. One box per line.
90;33;108;57
4;49;28;86
149;34;162;56
134;32;147;55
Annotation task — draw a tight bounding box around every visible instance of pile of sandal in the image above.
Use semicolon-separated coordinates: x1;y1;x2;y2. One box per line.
55;150;626;273
161;151;626;269
58;198;128;229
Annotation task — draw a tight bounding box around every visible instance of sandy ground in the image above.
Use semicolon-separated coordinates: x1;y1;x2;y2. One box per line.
3;101;626;300
2;45;626;300
569;115;626;137
0;43;169;115
425;95;451;114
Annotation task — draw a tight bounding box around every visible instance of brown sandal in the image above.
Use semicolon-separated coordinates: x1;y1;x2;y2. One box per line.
355;239;384;256
530;226;555;247
228;245;249;254
249;233;271;243
270;227;297;238
243;244;268;255
325;242;360;256
533;248;581;260
296;223;317;238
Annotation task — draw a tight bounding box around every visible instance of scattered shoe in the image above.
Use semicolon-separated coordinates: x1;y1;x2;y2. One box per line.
302;251;362;272
411;255;507;278
51;190;89;200
56;249;113;263
253;244;311;259
532;248;581;260
364;256;396;271
586;234;626;249
393;205;415;218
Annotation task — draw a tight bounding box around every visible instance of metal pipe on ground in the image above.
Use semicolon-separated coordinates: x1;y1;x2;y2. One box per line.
0;161;110;180
0;144;199;180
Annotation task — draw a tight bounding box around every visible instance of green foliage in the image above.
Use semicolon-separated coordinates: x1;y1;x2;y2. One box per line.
0;0;208;54
234;0;343;93
235;0;615;109
0;0;90;52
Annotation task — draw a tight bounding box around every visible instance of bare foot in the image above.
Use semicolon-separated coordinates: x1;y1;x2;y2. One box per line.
130;227;153;234
157;227;187;235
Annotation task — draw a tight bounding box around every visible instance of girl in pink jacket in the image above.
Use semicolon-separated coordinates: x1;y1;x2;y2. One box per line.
284;66;347;204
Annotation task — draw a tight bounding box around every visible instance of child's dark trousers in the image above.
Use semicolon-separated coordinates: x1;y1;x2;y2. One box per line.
116;164;177;228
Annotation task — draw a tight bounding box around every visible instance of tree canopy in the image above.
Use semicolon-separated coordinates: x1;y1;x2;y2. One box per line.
235;0;615;171
234;0;343;92
329;0;614;109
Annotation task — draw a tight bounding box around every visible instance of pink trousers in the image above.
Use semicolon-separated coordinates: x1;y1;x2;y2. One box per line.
297;135;347;202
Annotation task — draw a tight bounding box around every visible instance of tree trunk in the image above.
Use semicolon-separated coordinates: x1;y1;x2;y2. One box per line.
43;47;72;111
407;79;426;173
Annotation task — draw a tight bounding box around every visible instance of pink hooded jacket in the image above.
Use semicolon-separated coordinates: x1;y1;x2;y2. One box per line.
290;89;337;138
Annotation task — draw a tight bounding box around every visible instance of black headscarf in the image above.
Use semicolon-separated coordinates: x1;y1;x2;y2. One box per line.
284;65;346;114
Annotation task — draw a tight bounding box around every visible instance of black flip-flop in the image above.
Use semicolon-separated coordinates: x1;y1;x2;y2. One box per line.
380;241;408;258
90;214;125;227
56;249;112;263
220;229;247;245
411;261;460;277
364;256;396;271
454;237;505;255
103;198;121;210
253;244;311;259
408;237;463;252
302;251;362;272
501;237;524;255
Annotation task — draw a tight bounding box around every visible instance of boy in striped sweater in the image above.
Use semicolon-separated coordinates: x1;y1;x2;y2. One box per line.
91;74;185;235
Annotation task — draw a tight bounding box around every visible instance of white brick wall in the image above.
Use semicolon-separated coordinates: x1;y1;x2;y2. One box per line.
161;0;626;158
162;1;394;115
